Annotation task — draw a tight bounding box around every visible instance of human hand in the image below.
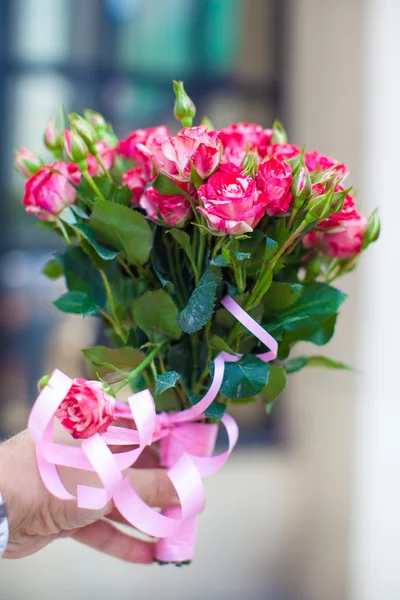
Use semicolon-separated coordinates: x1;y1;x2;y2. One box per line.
0;429;178;562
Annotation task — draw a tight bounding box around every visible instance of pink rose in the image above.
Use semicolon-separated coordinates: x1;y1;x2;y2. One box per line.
269;143;301;162
23;162;78;220
87;141;116;176
197;171;268;235
303;189;366;258
160;126;222;181
140;180;193;227
118;125;173;178
15;146;43;177
303;217;366;258
257;158;293;216
305;149;348;181
122;167;147;206
221;123;273;167
56;378;115;440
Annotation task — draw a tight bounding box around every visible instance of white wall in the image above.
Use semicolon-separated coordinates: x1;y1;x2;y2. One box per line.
350;1;400;598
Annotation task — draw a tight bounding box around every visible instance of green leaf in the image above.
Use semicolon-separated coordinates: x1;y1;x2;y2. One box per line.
233;249;251;261
285;355;353;374
133;289;182;341
113;185;132;206
54;291;98;316
263;282;304;313
154;371;180;395
276;314;338;359
239;230;267;252
74;223;119;261
82;345;145;371
152;174;187;197
265;282;346;332
63;246;105;307
210;335;236;355
167;229;197;273
154;388;182;413
89;202;153;265
42;258;63;280
70;205;89;219
263;366;287;403
210;254;231;267
58;206;77;224
220;355;270;399
190;161;204;189
187;388;227;420
178;269;221;334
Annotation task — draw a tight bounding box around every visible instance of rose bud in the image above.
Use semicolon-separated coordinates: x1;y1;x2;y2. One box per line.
37;374;51;393
291;161;312;209
83;109;108;135
15;147;43;177
140;182;193;228
44;117;63;152
198;171;268;235
69;113;98;147
160;126;222;181
362;208;380;248
271;119;288;145
63;129;88;163
173;80;196;128
122;167;147;206
241;149;259;178
257;158;293;216
23;162;78;220
305;184;333;223
56;378;116;440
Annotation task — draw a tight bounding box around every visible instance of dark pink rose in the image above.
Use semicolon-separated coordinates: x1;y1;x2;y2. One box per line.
122;167;147;206
23;162;78;220
257;158;293;216
56;378;116;440
305;149;348;181
140;180;193;227
269;143;301;162
220;123;273;167
118;125;173;178
197;171;268;235
303;216;366;258
160;126;222;181
87;141;116;176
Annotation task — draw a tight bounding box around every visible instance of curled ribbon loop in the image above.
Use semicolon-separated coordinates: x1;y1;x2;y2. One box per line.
28;295;278;538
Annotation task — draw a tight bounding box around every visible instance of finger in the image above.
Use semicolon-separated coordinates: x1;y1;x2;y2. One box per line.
125;468;179;508
70;520;154;564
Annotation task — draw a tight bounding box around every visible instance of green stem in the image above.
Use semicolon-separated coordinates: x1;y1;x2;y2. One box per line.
117;342;166;391
164;234;185;308
194;321;212;393
196;231;207;274
191;332;200;388
56;218;71;244
99;269;127;343
212;235;226;258
82;169;106;201
175;244;190;299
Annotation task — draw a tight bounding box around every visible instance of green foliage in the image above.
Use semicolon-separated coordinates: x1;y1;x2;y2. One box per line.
62;246;105;307
178;269;221;334
74;223;119;261
152;174;187;197
42;258;63;280
263;366;287;407
167;229;198;274
82;346;145;371
220;355;270;400
89;201;153;265
285;355;353;374
154;371;180;395
133;289;182;341
54;291;98;317
263;282;303;314
113;185;132;206
187;389;227;419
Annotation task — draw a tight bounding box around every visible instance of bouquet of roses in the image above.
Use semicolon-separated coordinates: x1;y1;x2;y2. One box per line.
17;81;379;565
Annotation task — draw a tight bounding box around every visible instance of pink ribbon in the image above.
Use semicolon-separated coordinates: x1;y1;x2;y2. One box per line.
28;295;278;540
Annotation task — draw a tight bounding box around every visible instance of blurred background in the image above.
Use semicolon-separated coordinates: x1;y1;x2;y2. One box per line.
0;0;396;598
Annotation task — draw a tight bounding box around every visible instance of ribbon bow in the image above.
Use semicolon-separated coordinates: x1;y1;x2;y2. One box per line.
28;296;278;538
